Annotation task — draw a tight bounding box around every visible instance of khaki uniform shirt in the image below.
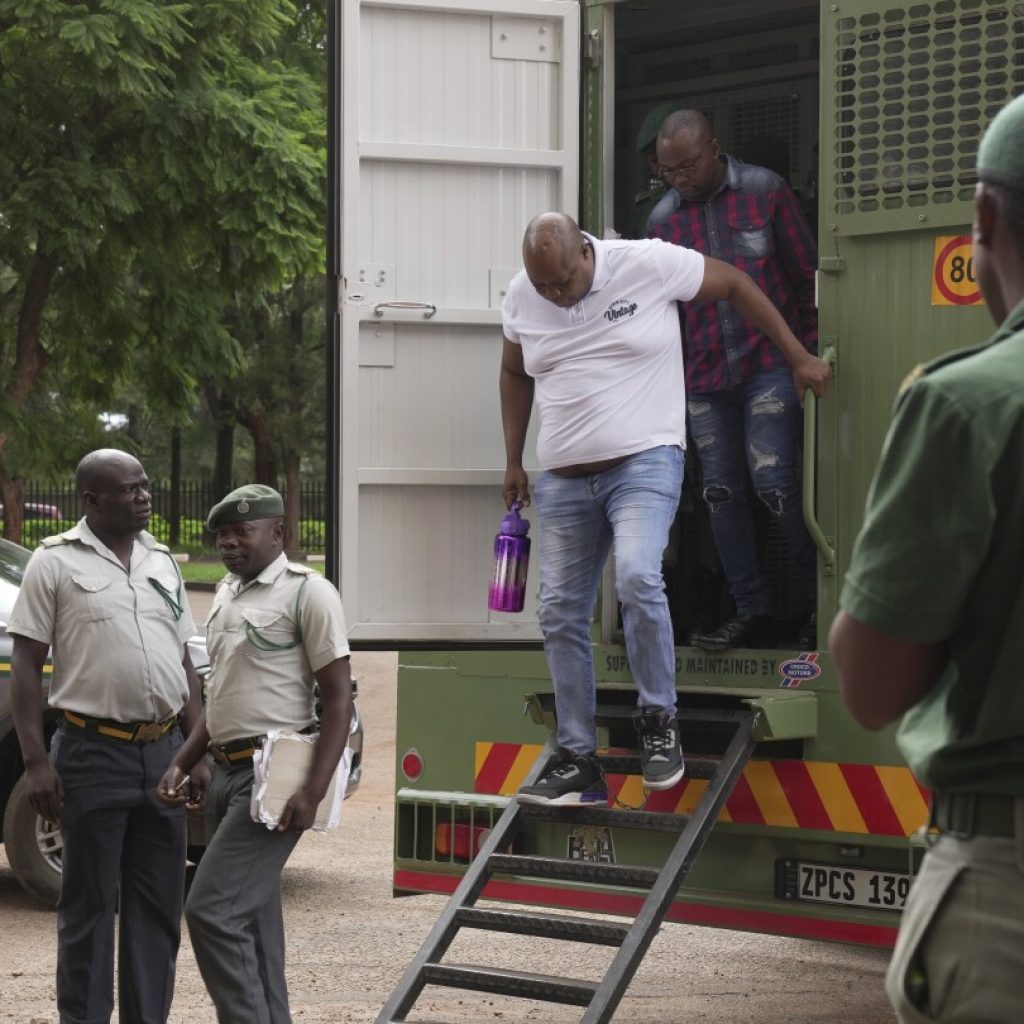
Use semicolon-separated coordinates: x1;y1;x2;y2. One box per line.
840;296;1024;796
8;519;196;721
203;554;350;743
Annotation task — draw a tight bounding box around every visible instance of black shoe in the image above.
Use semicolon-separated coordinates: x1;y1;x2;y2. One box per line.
517;748;608;806
690;614;770;651
633;710;685;790
796;610;818;650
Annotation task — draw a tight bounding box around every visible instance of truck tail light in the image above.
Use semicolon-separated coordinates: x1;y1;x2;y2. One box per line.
401;748;424;782
435;823;489;861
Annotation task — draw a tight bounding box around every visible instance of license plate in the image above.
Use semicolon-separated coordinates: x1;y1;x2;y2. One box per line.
566;825;616;864
776;859;910;911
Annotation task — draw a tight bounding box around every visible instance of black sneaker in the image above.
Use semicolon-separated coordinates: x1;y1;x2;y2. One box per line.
633;709;685;790
517;748;608;807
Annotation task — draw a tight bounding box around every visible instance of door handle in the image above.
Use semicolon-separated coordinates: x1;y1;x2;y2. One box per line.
803;345;836;570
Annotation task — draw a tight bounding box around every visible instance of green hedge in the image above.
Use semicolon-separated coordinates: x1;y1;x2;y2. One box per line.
16;516;327;553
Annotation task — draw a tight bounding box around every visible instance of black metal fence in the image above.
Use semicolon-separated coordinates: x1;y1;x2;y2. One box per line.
9;479;328;552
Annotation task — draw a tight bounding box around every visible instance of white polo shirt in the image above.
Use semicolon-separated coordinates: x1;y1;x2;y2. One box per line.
502;234;704;470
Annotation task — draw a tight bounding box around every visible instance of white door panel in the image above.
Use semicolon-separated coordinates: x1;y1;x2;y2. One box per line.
339;0;579;641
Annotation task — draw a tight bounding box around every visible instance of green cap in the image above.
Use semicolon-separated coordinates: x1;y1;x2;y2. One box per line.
636;102;681;153
207;484;284;531
978;93;1024;192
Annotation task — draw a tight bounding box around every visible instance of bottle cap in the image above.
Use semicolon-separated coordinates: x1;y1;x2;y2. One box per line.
500;502;530;537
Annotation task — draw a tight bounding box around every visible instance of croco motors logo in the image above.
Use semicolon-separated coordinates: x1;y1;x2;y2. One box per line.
778;651;821;687
604;298;638;322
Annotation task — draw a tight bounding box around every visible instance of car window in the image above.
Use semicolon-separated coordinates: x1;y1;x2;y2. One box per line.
0;538;30;586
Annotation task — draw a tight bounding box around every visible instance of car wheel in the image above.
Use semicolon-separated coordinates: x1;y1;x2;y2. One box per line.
3;773;62;908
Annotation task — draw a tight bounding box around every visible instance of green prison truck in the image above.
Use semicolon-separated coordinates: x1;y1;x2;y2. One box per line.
325;0;1021;951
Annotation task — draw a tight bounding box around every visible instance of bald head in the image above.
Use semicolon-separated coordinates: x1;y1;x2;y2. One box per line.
658;110;711;145
77;449;152;541
76;449;144;495
523;212;584;262
521;213;594;308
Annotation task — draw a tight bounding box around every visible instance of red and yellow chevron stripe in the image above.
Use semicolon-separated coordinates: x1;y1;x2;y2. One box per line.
474;741;929;838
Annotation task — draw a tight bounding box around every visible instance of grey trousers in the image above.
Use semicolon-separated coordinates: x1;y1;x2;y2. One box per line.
53;725;186;1024
185;762;301;1024
886;819;1024;1022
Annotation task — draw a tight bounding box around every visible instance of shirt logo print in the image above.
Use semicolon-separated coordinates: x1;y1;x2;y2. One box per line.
604;298;639;322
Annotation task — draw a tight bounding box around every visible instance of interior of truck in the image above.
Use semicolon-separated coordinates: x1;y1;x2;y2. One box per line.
609;0;823;646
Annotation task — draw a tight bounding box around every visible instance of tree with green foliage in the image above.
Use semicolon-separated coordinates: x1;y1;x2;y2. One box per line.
0;0;324;542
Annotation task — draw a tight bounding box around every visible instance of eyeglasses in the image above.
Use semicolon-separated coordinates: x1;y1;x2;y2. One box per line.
658;142;711;180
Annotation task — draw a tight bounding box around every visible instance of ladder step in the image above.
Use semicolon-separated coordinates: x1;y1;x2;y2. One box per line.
421;963;598;1006
488;853;659;888
456;907;630;946
593;705;753;726
600;754;718;779
519;802;689;832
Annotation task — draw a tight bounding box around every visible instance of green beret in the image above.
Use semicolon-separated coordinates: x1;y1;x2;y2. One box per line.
207;484;284;531
978;94;1024;192
636;101;682;153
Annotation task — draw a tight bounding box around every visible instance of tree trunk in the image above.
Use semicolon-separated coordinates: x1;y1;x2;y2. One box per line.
284;451;301;554
203;384;236;503
236;406;276;485
0;470;25;546
169;427;182;547
0;243;57;462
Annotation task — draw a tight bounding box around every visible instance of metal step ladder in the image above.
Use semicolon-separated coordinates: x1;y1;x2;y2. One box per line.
377;704;758;1024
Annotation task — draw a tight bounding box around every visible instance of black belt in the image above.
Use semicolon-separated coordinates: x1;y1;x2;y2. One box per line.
208;736;264;765
63;710;177;744
209;725;318;766
931;792;1018;839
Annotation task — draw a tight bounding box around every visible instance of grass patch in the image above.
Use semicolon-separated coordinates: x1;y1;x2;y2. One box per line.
178;559;325;584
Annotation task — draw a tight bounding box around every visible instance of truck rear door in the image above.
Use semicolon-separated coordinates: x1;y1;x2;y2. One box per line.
331;0;580;644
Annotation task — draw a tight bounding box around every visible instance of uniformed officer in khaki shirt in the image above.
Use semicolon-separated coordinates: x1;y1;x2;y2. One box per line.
9;448;206;1024
158;484;352;1024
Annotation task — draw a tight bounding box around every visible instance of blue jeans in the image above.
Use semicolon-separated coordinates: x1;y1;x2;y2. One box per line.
534;445;683;755
687;368;815;617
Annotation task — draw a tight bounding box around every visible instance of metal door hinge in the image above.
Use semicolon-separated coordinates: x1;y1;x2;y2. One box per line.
586;29;600;69
819;257;846;273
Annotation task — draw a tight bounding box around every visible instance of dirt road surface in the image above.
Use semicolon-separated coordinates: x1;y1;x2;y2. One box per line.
1;588;897;1022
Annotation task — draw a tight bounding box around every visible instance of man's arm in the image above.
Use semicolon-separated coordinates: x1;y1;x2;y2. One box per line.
500;337;534;509
10;635;63;823
276;656;353;832
829;610;946;730
697;256;831;402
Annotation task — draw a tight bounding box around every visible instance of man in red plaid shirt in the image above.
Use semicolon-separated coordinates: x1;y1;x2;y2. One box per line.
648;110;830;651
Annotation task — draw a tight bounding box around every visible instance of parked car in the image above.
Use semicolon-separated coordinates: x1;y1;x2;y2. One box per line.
0;502;62;521
0;536;363;906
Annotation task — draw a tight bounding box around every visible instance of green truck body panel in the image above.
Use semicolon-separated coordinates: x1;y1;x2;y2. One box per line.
389;0;1021;944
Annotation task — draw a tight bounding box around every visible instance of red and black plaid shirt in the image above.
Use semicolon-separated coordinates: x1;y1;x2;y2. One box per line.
648;156;818;394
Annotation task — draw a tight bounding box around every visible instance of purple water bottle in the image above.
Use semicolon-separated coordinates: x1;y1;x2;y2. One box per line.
488;502;531;612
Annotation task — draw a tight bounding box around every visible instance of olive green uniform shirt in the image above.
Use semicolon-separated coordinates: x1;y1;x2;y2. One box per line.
840;297;1024;796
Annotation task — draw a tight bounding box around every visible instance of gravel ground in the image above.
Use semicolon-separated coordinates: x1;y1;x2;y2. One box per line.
0;632;897;1023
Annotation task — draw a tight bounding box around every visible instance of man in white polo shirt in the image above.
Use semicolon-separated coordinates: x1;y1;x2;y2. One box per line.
501;212;829;805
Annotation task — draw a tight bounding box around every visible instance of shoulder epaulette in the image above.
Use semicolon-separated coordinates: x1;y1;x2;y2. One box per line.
286;561;316;576
153;542;171;554
40;534;69;547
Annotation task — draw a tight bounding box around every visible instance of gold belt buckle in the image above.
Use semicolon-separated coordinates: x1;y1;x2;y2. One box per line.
134;721;165;743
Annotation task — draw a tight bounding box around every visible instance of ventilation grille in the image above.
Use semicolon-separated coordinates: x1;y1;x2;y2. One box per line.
731;95;802;181
832;0;1024;219
729;43;801;72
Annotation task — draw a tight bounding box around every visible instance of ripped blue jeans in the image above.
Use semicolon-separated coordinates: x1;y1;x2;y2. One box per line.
687;368;815;617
